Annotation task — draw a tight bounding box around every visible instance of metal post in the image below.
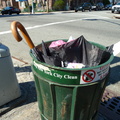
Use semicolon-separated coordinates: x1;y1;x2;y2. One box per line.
47;0;49;13
32;0;34;14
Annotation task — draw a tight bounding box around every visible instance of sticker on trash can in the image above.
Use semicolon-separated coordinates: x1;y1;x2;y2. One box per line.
80;64;110;84
82;70;96;83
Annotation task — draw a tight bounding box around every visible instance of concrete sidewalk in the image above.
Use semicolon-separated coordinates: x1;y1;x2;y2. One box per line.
114;14;120;19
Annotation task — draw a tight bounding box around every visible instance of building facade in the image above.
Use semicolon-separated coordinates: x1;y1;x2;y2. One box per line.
0;0;114;11
0;0;19;8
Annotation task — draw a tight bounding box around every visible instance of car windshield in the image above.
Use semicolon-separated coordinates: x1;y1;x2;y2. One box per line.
98;3;103;5
80;3;91;6
79;3;84;6
4;7;14;10
117;3;120;5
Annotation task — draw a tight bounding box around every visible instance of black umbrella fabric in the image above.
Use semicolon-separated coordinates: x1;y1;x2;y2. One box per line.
41;40;62;67
38;35;112;67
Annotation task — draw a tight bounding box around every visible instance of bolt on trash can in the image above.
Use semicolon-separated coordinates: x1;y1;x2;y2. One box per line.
30;41;114;120
0;43;21;106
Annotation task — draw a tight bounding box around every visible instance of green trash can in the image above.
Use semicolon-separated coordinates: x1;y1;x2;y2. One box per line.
30;40;114;120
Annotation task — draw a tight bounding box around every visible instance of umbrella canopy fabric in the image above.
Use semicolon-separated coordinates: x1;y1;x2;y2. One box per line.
38;36;112;67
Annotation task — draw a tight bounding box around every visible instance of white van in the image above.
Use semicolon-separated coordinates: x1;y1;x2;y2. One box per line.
111;2;120;13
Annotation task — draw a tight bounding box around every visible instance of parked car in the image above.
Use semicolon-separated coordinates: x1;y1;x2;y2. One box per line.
96;2;104;10
75;2;92;12
1;7;21;15
105;4;112;10
92;4;97;10
111;2;120;13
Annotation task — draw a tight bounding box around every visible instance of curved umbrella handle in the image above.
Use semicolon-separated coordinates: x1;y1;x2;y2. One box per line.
11;21;35;49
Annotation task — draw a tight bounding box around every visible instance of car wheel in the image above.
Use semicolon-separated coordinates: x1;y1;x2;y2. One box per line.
89;9;91;11
17;13;19;15
8;11;11;15
2;13;4;15
111;10;114;13
75;10;78;12
82;9;84;12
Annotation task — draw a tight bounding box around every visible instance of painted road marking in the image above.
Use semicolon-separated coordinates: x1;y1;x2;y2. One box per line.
0;15;110;35
0;19;81;35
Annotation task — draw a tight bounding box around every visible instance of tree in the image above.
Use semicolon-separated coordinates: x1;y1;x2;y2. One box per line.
53;0;65;11
103;0;110;5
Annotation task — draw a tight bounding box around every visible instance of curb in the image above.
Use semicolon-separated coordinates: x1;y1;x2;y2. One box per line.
114;15;120;19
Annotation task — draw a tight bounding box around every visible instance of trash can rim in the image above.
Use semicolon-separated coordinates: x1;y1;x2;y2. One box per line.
30;40;114;71
33;71;104;86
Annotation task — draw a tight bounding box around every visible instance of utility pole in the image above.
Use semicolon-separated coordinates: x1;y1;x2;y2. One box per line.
112;0;115;5
47;0;49;13
32;0;34;14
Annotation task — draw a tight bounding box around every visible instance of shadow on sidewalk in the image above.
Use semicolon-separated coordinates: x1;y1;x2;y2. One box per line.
14;65;32;73
0;81;37;116
82;18;120;26
0;63;37;116
14;64;37;105
19;81;37;104
109;56;120;84
110;56;120;65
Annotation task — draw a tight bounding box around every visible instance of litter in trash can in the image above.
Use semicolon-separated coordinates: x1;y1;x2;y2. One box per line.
49;40;66;48
66;63;85;68
49;36;75;48
36;35;113;67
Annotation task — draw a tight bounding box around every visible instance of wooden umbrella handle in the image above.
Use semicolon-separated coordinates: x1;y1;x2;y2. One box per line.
11;21;35;49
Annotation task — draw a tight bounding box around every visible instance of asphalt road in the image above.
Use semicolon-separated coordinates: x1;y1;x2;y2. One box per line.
0;10;120;63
